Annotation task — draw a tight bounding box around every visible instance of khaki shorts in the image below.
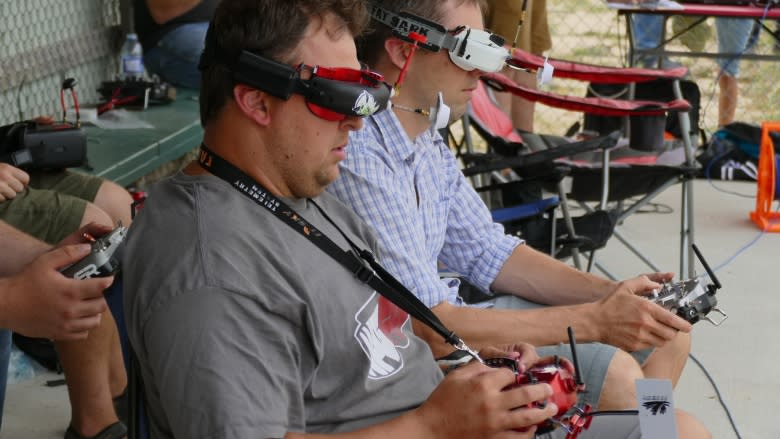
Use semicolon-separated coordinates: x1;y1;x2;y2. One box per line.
485;0;552;55
0;170;103;244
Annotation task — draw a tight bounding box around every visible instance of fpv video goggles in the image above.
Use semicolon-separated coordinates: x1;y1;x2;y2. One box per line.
199;25;391;121
368;4;510;73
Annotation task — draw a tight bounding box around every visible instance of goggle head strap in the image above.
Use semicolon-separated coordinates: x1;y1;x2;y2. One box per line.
368;3;509;73
368;5;457;52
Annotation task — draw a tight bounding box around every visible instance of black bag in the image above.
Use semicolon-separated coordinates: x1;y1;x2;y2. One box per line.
0;120;86;169
696;122;780;183
583;79;701;147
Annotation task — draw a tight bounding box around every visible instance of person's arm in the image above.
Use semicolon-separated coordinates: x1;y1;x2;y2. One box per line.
0;163;29;203
428;271;691;352
143;286;557;439
0;220;49;276
492;244;617;305
281;361;555;439
144;0;203;24
0;243;111;339
279;360;555;439
0;222;114;339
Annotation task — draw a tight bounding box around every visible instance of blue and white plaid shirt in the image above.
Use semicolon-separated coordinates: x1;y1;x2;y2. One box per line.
327;109;521;308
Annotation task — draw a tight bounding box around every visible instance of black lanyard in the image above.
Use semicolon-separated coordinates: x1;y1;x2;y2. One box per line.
197;145;482;362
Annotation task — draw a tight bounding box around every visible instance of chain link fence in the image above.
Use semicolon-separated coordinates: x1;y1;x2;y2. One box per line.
0;0;123;125
537;0;780;137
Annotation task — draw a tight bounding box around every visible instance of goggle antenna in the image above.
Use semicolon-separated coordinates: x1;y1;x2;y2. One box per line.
512;0;529;49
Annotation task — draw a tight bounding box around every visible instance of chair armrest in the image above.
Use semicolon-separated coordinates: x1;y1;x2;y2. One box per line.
462;131;621;177
481;73;692;117
508;49;689;84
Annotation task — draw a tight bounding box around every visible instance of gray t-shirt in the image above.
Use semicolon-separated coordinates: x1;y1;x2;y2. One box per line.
123;171;442;439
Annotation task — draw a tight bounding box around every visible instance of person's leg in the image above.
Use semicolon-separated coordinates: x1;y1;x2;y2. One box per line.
675;408;712;438
55;202;127;438
484;0;524;122
28;171;133;227
491;295;641;410
143;22;210;89
508;0;551;132
630;14;664;67
509;68;537;132
92;180;133;226
715;18;753;127
641;331;690;387
0;186;127;438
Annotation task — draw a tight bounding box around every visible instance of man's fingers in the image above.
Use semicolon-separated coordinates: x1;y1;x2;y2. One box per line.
70;295;109;317
456;360;519;389
9;166;30;186
643;271;675;283
506;403;557;432
62;313;104;335
503;382;554;411
78;222;114;238
0;184;17;200
57;223;115;247
652;306;693;333
629;276;662;296
43;244;92;270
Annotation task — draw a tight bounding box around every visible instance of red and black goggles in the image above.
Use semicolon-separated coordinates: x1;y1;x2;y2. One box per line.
296;64;391;121
229;50;391;121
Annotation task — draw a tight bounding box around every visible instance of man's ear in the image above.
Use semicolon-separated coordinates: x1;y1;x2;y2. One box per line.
232;84;272;126
384;38;412;71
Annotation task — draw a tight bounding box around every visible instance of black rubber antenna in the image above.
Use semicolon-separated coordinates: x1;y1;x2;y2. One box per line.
692;244;721;290
567;326;584;387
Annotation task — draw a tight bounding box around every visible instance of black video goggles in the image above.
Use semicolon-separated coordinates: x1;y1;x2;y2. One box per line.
232;51;391;121
199;26;391;122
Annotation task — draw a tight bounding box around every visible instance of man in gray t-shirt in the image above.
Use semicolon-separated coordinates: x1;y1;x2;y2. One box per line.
122;1;667;438
123;1;564;438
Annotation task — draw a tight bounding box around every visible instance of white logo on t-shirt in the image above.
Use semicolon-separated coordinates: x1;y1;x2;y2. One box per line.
354;292;411;380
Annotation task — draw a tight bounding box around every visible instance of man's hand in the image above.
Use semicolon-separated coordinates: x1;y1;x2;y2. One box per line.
57;222;115;247
593;275;692;352
643;271;675;284
0;243;112;340
415;360;558;439
0;163;29;202
480;343;540;374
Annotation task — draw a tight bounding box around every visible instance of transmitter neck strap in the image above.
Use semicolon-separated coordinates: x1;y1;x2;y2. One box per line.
197;145;481;361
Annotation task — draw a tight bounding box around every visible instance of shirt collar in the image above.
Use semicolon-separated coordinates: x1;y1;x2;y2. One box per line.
370;108;437;163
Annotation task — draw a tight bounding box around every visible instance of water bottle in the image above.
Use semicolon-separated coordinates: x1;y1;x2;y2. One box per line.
119;33;145;80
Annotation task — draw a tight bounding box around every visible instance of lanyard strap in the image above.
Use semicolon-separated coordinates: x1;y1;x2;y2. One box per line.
197;145;482;362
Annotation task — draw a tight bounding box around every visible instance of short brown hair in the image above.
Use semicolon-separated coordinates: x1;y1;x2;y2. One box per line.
199;0;369;125
358;0;487;68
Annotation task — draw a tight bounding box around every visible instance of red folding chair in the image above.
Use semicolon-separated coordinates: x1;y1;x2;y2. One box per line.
458;54;700;278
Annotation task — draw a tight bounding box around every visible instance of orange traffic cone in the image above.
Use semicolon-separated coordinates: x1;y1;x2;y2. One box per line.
750;122;780;231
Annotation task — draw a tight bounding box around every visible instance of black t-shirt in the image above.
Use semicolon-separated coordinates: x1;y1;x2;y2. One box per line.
133;0;218;51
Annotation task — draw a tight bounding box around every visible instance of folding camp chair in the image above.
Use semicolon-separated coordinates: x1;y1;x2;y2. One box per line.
457;82;623;270
460;55;700;279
